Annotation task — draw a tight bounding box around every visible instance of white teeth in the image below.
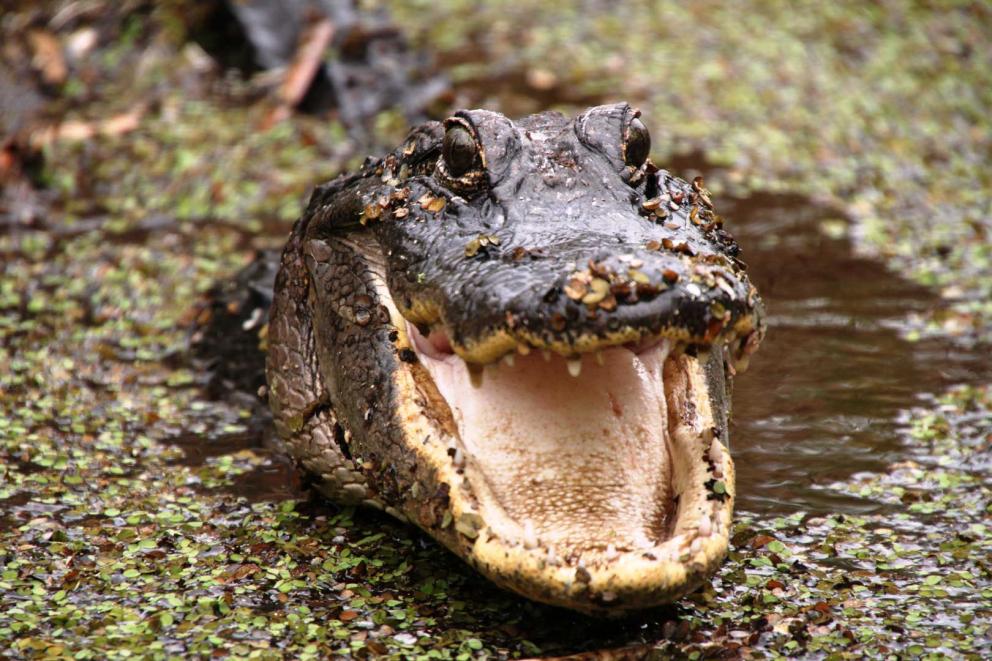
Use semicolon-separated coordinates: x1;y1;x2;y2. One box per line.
503;352;515;367
708;438;722;464
452;448;465;469
690;538;702;555
698;516;712;537
517;343;531;355
709;438;724;477
595;351;605;367
567;357;582;377
605;543;618;560
542;349;552;362
522;520;538;549
547;546;558;565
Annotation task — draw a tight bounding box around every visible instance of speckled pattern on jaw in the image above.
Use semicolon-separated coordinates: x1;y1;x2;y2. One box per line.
265;103;763;613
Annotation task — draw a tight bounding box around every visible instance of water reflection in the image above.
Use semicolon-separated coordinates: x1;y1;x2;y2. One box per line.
727;192;990;515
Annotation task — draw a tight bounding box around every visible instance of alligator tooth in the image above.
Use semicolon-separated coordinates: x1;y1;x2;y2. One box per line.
503;352;515;367
708;438;723;465
595;351;605;367
522;520;538;549
542;349;552;362
467;363;484;388
517;343;531;355
567;357;582;377
605;543;618;560
690;538;702;555
709;438;723;477
547;546;558;565
698;516;712;537
452;448;465;469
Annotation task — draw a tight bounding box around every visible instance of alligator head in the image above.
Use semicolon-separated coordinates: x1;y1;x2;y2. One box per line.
265;103;764;614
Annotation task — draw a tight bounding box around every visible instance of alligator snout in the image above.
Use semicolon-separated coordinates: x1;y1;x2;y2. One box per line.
395;223;760;366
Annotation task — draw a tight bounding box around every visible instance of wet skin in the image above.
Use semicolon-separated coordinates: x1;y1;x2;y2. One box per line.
264;103;764;613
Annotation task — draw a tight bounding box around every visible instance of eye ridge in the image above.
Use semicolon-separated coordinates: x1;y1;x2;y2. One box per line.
623;116;651;169
443;126;481;178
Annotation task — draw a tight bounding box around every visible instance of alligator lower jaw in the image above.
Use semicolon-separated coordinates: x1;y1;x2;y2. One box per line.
404;323;735;614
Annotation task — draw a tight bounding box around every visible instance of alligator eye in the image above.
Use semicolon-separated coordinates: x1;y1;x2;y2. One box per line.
623;118;650;168
443;126;480;177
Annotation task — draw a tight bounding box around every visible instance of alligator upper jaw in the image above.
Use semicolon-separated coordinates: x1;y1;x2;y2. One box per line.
405;322;735;613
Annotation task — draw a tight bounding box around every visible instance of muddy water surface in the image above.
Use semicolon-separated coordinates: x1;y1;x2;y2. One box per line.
726;191;990;514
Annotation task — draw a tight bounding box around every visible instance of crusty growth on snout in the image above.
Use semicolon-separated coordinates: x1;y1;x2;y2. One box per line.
266;103;764;614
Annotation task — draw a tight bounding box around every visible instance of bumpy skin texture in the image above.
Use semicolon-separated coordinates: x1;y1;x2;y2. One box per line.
376;107;753;358
267;196;373;505
265;103;763;612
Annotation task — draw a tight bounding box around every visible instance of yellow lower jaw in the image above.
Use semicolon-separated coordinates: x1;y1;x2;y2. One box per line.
465;447;735;614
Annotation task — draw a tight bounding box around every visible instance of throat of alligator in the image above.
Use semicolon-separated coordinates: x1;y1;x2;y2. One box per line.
411;331;684;555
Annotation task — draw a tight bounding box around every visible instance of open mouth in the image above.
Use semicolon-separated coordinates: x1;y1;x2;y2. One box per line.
403;321;736;611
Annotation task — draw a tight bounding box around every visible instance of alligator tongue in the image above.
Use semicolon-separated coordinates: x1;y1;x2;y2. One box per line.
414;338;675;554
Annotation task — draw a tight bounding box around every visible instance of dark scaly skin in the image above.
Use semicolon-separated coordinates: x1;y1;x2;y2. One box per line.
265;103;764;613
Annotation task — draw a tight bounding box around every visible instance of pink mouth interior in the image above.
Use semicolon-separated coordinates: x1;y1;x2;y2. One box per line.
409;324;676;554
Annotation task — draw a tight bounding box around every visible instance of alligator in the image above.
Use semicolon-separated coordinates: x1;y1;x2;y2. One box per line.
258;102;764;614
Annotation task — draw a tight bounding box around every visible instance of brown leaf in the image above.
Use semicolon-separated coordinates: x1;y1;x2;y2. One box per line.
216;563;261;584
29;106;145;148
28;30;67;85
750;534;775;549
